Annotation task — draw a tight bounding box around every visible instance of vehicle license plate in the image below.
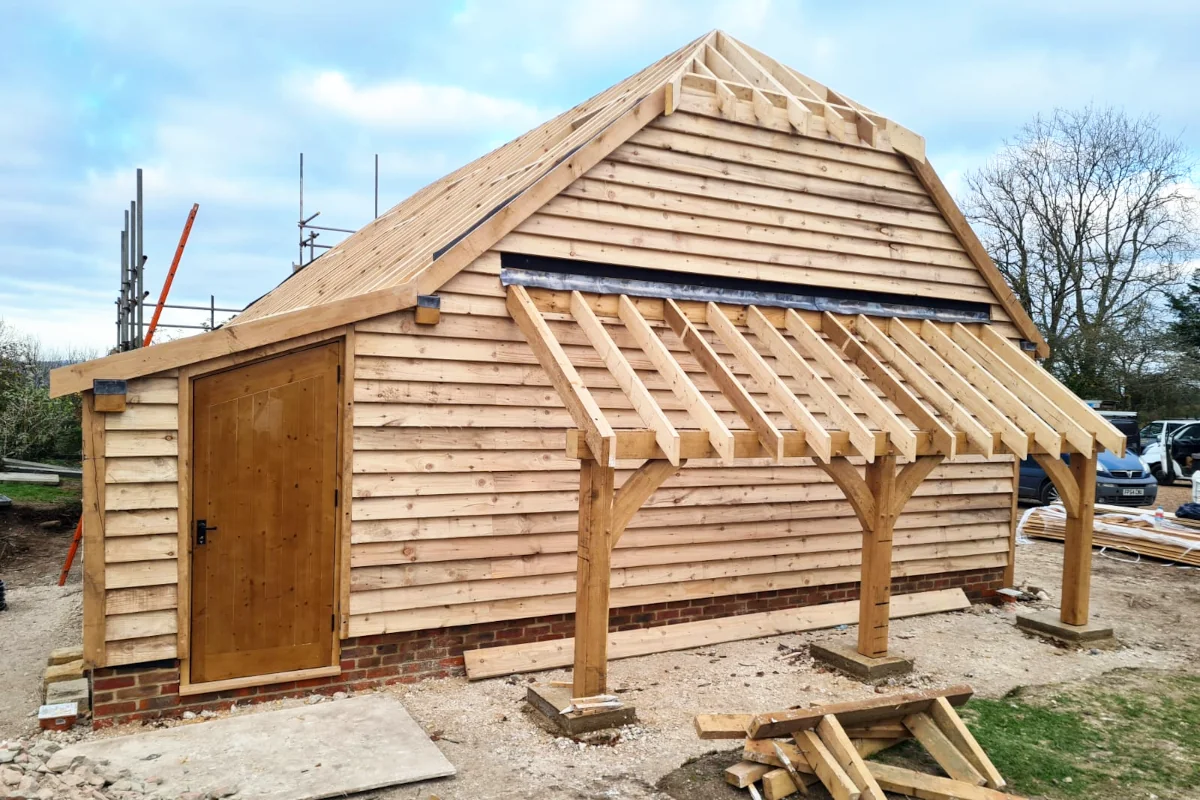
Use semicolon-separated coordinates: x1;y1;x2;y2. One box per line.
1122;488;1143;496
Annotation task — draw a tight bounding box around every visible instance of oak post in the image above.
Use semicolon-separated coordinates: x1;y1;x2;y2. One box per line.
859;454;898;657
1061;449;1097;625
574;458;616;697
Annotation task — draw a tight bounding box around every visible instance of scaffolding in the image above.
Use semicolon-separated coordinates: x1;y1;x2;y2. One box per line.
295;153;380;272
113;169;240;351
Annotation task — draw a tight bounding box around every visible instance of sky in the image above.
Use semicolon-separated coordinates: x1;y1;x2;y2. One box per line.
2;0;1199;355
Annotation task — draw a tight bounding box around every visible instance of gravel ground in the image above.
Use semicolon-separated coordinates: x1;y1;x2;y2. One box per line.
0;513;84;737
1156;483;1194;512
368;539;1198;799
2;523;1198;799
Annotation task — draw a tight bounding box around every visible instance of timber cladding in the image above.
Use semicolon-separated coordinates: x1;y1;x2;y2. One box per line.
90;566;1004;728
345;259;1014;638
95;374;182;668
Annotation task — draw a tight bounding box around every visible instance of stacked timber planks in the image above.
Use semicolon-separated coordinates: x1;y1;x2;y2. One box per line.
699;686;1025;800
1020;503;1200;567
346;256;1015;638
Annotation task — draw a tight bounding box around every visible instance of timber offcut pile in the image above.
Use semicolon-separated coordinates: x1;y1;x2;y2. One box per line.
697;685;1025;800
1020;503;1200;566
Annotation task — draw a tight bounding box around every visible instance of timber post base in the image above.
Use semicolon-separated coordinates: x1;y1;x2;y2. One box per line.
810;642;914;681
525;684;637;735
1015;611;1115;645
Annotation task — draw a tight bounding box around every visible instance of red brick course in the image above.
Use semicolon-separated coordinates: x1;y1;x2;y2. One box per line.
91;567;1003;728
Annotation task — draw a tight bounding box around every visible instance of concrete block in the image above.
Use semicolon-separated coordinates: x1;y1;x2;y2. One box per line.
526;684;637;735
46;679;90;715
53;695;454;800
810;643;914;681
1016;611;1115;644
43;659;85;692
48;646;84;666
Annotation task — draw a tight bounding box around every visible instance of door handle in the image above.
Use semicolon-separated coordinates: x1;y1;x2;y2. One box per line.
196;519;218;545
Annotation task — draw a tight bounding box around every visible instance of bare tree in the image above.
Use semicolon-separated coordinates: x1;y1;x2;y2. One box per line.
964;106;1198;398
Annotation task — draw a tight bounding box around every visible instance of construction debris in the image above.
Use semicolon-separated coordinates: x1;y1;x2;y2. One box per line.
698;685;1025;800
1021;502;1200;566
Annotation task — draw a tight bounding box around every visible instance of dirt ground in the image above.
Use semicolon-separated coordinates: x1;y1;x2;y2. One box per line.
0;503;84;735
2;507;1198;799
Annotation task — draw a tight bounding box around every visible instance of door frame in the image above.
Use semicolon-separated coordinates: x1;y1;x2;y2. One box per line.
175;328;353;696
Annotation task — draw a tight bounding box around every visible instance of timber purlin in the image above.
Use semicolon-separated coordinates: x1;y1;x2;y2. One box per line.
90;567;1001;727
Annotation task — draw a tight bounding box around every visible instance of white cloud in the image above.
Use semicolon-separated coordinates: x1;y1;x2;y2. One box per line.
303;71;550;133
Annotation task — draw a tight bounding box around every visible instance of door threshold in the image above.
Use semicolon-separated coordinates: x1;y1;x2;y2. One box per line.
180;665;341;697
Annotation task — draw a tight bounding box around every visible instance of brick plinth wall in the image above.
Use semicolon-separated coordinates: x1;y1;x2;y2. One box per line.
91;567;1003;727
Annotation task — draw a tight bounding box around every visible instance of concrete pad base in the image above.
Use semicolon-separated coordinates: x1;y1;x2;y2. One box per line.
55;695;454;800
1016;611;1115;644
526;684;637;735
810;643;914;681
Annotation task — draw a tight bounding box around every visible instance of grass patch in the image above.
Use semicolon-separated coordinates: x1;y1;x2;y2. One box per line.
873;669;1200;799
0;479;81;504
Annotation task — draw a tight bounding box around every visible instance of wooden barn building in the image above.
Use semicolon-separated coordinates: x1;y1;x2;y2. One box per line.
51;31;1121;726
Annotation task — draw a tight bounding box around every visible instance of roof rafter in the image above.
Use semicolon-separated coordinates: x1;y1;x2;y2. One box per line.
506;285;616;466
571;291;681;465
665;299;785;462
709;304;831;463
618;295;736;463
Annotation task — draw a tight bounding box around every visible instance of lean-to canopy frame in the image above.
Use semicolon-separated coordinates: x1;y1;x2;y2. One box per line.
506;284;1122;696
51;29;1048;399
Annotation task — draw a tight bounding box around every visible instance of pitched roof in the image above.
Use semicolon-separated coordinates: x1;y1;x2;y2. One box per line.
50;30;1047;397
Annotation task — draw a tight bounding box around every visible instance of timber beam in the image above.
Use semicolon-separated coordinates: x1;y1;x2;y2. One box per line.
566;429;1084;463
817;454;945;660
1032;445;1100;627
572;456;681;698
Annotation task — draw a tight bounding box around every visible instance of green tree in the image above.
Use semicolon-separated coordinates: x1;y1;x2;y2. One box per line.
964;106;1199;401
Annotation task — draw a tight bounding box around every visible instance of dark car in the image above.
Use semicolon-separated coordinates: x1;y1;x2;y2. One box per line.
1019;449;1158;507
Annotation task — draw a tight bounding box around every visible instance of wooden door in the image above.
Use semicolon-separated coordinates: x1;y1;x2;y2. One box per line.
189;342;341;684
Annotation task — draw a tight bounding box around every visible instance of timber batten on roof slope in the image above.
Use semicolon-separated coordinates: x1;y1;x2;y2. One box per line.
50;29;1047;398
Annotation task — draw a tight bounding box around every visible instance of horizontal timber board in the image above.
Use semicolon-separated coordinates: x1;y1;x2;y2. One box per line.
348;538;1009;613
105;585;178;616
351;461;1007;498
349;508;1012;566
350;525;1010;590
104;404;178;431
104;430;179;458
348;552;1005;635
104;456;179;484
352;477;1014;521
104;634;176;667
464;588;970;679
349;492;1012;542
